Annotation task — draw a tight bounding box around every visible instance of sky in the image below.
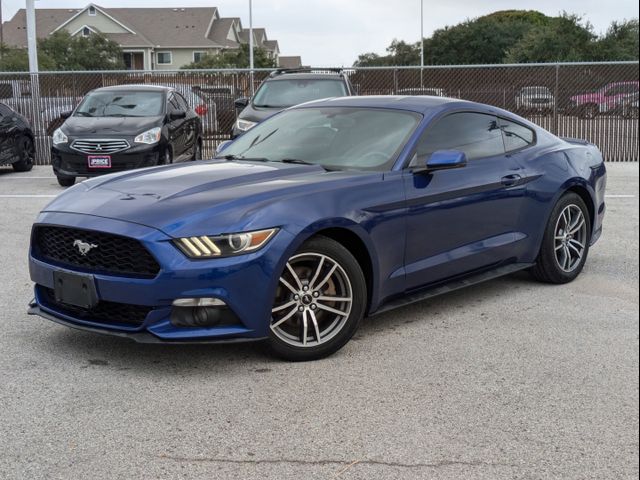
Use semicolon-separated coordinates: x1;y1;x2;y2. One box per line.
3;0;639;65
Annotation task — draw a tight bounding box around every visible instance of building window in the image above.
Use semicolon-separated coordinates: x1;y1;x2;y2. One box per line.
88;6;96;16
157;52;172;65
82;27;91;37
193;51;206;63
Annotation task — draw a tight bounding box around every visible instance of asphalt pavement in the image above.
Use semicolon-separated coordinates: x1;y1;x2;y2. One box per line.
0;163;638;480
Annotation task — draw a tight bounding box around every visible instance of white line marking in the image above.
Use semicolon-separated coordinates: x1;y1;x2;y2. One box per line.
2;176;56;179
0;195;57;198
605;194;636;198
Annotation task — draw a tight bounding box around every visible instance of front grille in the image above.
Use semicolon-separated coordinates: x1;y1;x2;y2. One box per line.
71;139;129;154
39;286;150;327
33;226;160;278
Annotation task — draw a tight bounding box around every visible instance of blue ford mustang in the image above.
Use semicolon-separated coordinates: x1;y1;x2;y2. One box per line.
28;96;606;360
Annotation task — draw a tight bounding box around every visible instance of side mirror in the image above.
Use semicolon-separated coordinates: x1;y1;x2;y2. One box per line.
424;150;467;172
60;110;72;119
169;110;187;120
234;97;249;109
215;140;232;156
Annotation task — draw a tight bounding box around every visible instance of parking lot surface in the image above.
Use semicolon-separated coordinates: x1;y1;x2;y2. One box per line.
0;164;638;480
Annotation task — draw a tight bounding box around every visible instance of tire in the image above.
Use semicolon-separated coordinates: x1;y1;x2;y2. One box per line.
530;192;591;284
11;136;35;172
268;236;367;361
57;175;75;187
192;140;202;161
582;104;598;119
159;148;172;165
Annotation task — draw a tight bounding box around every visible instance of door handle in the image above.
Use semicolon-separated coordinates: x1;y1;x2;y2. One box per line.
501;174;522;187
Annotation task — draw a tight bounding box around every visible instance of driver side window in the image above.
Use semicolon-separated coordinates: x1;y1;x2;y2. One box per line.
167;94;180;114
411;112;504;166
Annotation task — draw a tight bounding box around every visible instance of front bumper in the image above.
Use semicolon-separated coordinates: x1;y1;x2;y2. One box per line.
28;211;291;343
51;143;163;178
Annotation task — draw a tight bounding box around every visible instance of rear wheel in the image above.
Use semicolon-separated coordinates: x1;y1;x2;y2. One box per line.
12;136;35;172
582;104;598;119
57;175;75;187
531;192;591;284
268;236;366;361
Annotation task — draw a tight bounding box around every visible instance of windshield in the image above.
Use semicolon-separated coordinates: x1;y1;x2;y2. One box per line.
522;87;550;94
252;79;348;108
74;91;164;117
218;107;420;171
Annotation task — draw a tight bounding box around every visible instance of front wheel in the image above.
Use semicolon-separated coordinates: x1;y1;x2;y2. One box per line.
159;148;172;165
268;236;367;361
12;136;35;172
530;192;591;284
57;175;75;187
192;140;203;161
582;104;598;119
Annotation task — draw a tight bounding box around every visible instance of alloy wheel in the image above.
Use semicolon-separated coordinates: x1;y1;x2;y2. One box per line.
554;204;587;273
271;252;353;347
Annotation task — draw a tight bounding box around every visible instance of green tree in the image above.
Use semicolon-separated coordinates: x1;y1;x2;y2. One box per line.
505;13;596;63
593;19;640;61
0;43;56;71
353;39;419;67
182;44;276;69
353;10;638;66
38;31;124;70
422;10;551;65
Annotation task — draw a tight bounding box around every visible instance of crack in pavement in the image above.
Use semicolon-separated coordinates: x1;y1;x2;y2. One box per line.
156;453;517;471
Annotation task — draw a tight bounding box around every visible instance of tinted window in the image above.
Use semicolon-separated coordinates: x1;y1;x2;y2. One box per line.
174;92;190;110
252;79;348;108
500;118;535;152
416;112;504;161
219;107;420;171
167;94;181;113
75;91;164;117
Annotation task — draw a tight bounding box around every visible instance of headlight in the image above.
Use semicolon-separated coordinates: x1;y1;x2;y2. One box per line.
134;127;162;144
174;228;278;258
52;128;68;145
235;118;257;132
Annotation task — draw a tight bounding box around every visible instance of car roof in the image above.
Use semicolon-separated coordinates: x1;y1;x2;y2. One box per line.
90;84;173;93
267;73;345;81
295;95;466;113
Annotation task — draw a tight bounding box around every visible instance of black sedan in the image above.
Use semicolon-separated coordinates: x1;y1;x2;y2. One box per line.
0;103;35;172
51;85;203;187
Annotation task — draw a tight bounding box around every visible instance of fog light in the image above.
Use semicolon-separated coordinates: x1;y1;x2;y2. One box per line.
172;297;226;307
170;298;240;328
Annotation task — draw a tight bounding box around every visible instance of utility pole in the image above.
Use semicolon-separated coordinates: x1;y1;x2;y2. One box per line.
26;0;42;158
1;0;4;59
249;0;254;95
420;0;424;87
26;0;38;72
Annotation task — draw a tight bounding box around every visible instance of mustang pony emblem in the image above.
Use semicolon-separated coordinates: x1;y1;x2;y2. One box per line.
73;240;98;256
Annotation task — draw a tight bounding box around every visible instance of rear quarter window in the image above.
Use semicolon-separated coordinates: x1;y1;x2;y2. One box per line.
500;118;535;152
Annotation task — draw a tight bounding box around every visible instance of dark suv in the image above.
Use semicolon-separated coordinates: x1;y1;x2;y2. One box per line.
51;85;202;187
232;69;355;138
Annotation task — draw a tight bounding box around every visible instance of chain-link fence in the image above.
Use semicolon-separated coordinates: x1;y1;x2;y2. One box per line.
1;61;638;165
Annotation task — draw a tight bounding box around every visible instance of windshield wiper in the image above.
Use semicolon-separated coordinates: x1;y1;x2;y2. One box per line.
74;112;93;117
280;158;333;171
253;104;286;108
280;158;315;166
216;154;269;162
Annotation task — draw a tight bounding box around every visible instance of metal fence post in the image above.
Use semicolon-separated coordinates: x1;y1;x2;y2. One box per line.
553;63;560;135
393;69;398;94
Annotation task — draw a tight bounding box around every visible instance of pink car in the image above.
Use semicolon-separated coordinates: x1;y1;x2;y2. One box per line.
569;81;639;118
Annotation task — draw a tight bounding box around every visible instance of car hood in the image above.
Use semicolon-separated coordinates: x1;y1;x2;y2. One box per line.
62;116;163;136
42;160;380;238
